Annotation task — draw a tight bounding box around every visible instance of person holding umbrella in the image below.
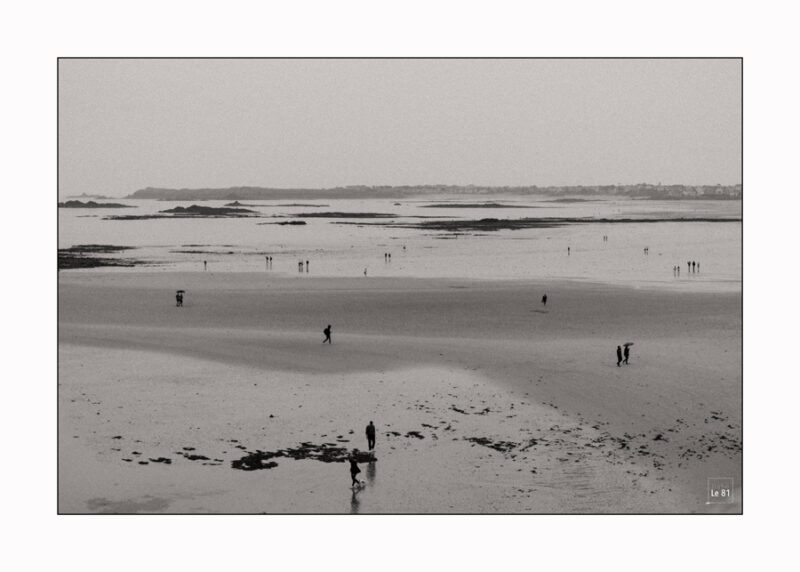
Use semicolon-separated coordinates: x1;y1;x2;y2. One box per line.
623;342;633;365
176;289;185;307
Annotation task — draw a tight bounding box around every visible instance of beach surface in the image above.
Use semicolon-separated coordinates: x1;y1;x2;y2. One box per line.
59;272;741;513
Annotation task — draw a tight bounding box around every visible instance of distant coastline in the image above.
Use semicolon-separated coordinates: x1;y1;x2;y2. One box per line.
59;200;133;209
126;183;742;202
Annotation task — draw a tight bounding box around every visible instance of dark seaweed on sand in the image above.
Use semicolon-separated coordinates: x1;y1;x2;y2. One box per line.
58;244;142;270
288;212;396;218
334;216;742;232
231;443;375;471
420;202;537;209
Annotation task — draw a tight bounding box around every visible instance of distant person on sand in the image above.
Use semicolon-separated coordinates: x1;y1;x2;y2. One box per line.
306;260;309;272
348;452;362;487
623;345;630;365
697;262;700;272
542;294;547;306
323;324;332;344
567;246;571;255
616;345;623;367
366;421;376;451
364;268;367;276
176;292;183;307
204;260;207;271
692;261;696;272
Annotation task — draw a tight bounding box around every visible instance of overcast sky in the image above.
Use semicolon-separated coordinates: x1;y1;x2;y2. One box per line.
58;59;741;197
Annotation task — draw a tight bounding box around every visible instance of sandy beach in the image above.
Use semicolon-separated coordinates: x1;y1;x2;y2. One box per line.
58;272;741;513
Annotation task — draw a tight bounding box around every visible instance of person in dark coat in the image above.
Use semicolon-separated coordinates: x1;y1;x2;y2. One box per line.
323;325;332;344
542;294;547;306
348;452;362;487
616;345;623;367
366;421;376;450
623;345;630;365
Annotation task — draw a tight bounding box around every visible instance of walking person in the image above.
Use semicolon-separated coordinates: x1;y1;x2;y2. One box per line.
623;344;630;365
204;260;207;271
323;324;332;344
366;421;376;451
348;452;362;488
176;291;183;307
542;294;548;306
616;345;623;367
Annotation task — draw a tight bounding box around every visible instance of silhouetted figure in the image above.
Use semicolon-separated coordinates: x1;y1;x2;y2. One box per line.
204;260;207;271
567;246;571;255
692;261;696;272
348;453;362;487
364;268;367;276
176;292;183;307
697;262;700;272
306;260;309;272
542;294;548;306
677;267;680;276
323;324;332;344
616;345;623;367
687;261;690;272
623;345;630;365
366;421;376;450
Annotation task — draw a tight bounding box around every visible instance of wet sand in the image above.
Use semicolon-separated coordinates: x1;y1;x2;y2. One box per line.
58;272;741;513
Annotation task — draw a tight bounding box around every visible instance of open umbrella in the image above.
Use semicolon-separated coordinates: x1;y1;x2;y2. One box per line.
177;289;186;294
623;342;634;347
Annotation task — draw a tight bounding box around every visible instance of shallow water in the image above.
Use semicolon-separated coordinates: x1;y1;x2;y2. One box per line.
58;195;741;290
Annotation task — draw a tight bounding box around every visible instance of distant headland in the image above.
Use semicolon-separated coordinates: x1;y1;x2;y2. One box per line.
127;184;742;201
59;200;133;208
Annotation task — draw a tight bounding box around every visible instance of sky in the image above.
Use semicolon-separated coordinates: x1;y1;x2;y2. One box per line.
58;58;741;197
